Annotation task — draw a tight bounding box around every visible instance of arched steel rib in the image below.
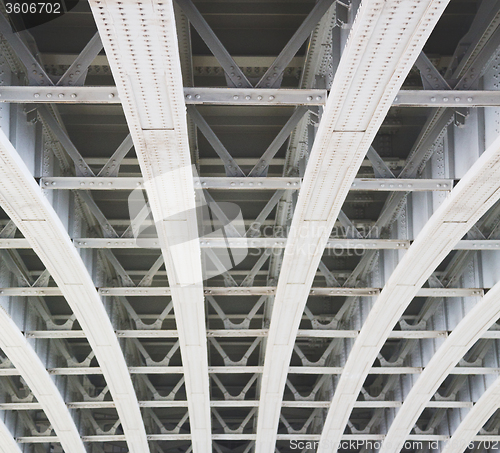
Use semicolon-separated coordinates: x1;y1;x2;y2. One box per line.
318;132;500;452
0;417;21;453
380;274;500;452
0;127;149;452
442;370;500;453
88;1;211;451
0;311;71;452
254;1;451;451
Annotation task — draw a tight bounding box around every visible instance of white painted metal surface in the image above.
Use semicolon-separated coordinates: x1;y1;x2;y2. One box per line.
0;127;149;453
441;375;500;453
5;85;500;106
0;420;19;453
318;125;500;452
39;176;452;191
380;276;500;452
255;1;451;451
88;1;211;451
0;307;84;453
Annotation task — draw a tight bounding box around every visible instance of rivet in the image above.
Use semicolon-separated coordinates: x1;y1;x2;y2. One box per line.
71;94;77;98
245;95;251;100
46;93;52;98
257;95;263;100
233;95;239;100
268;95;275;100
109;93;115;98
58;93;64;98
307;96;313;101
195;94;201;99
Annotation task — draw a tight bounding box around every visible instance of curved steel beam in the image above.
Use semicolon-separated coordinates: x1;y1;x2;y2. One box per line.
255;1;451;452
0;428;17;453
442;372;500;453
318;130;500;452
88;1;211;451
380;275;500;452
0;421;19;453
0;327;58;453
0;130;148;452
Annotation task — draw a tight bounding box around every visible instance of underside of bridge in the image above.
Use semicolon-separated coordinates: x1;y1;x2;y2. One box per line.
3;0;500;452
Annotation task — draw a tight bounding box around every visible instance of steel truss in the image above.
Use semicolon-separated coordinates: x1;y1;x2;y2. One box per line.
1;1;500;453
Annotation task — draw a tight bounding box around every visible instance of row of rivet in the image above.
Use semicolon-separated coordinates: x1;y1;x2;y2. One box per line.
351;182;450;188
186;94;322;102
0;92;117;99
394;96;475;103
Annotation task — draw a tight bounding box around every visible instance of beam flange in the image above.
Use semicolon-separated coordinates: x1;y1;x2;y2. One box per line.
393;90;500;106
255;1;453;452
40;176;453;191
0;125;147;452
88;1;212;451
0;286;485;297
72;237;410;249
0;86;327;105
318;124;500;453
4;86;500;107
0;365;494;376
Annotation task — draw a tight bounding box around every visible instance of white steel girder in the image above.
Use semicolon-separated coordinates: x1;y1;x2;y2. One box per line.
0;307;85;453
0;420;19;453
254;1;451;452
0;128;149;452
380;276;500;452
441;376;500;453
317;126;500;451
87;0;211;451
